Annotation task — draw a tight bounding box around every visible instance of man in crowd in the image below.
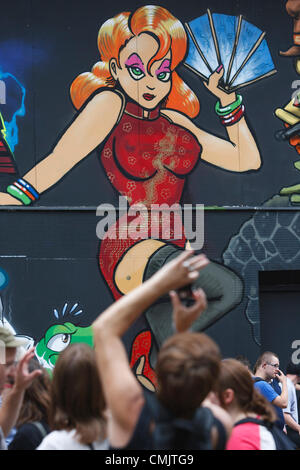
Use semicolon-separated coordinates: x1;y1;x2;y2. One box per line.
253;352;288;430
0;326;41;450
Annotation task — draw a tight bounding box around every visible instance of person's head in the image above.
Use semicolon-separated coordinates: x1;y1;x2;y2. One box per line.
218;359;276;423
16;358;51;427
235;355;252;373
70;5;199;117
49;343;106;445
0;326;28;394
253;351;280;382
155;332;221;418
286;361;300;382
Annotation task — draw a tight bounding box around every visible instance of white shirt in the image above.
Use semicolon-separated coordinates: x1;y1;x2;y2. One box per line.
37;429;108;450
283;377;298;423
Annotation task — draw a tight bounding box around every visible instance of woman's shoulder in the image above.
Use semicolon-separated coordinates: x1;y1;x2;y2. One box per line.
37;429;108;450
37;429;78;450
78;88;125;127
227;420;276;450
160;108;189;124
16;421;48;436
86;88;125;109
8;421;49;450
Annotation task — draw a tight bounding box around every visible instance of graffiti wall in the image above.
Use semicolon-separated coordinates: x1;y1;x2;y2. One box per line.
0;0;299;382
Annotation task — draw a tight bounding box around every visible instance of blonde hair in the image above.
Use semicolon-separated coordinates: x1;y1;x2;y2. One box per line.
70;5;200;117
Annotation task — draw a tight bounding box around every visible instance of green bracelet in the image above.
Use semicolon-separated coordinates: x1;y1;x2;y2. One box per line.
7;185;32;205
215;94;243;116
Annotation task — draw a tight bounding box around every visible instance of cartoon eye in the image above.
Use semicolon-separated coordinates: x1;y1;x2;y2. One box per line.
127;66;145;81
157;71;171;82
47;333;71;352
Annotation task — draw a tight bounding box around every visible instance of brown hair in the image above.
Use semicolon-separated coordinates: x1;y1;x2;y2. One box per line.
218;359;276;423
253;351;279;374
155;332;221;418
49;343;106;445
16;358;51;427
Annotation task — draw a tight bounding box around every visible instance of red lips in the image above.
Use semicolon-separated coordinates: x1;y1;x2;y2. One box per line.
143;93;155;101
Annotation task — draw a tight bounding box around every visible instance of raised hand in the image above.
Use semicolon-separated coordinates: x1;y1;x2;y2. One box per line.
203;65;236;106
13;348;42;392
152;250;210;294
276;369;287;384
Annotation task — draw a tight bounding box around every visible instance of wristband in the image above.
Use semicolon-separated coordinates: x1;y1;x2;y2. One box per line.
7;179;40;205
215;94;243;116
221;105;245;126
219;104;242;120
7;184;32;205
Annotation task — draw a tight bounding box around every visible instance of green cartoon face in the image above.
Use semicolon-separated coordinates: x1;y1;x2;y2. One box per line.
35;322;93;371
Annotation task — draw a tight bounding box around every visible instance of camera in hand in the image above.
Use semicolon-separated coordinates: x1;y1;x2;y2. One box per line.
176;285;196;306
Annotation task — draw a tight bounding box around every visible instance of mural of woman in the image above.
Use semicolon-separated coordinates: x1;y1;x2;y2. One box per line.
0;6;262;389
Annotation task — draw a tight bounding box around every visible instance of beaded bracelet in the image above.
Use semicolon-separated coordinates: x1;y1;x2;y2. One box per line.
215;94;243;117
7;179;40;205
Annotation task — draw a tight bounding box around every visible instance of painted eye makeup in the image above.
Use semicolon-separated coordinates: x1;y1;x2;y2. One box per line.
156;59;171;82
157;71;171;82
127;66;145;81
125;54;146;81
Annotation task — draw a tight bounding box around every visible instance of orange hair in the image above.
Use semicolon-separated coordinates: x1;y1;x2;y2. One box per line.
70;5;200;118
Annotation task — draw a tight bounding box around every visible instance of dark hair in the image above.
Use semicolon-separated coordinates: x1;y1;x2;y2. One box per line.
155;332;221;418
49;343;106;445
235;355;252;371
218;359;277;423
253;351;279;374
286;361;300;376
16;358;51;427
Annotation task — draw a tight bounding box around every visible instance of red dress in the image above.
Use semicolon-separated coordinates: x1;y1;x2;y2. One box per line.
99;98;201;299
98;97;201;388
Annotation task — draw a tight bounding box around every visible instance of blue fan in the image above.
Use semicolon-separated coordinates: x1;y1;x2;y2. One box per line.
184;10;276;93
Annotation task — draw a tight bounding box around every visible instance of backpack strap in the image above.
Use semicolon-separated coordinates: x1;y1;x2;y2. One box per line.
213;414;227;450
234;417;271;430
31;421;48;439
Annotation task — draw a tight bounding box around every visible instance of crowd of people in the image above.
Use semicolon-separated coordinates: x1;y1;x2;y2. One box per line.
0;251;299;451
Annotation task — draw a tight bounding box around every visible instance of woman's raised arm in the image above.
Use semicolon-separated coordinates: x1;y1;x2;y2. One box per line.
0;90;123;204
92;251;209;448
162;68;261;173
